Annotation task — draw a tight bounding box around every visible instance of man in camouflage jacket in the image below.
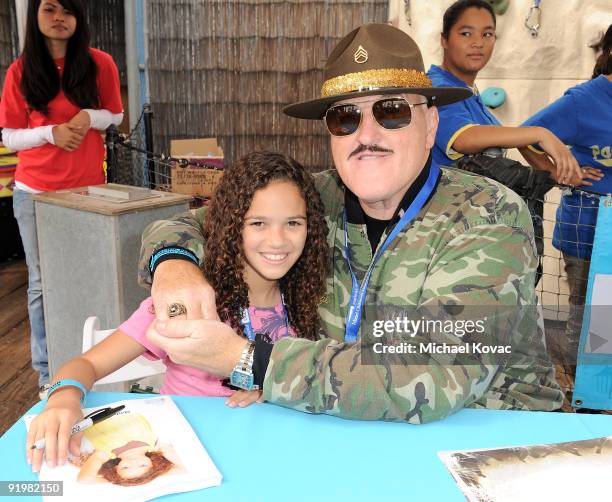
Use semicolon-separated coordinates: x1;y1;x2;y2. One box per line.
142;24;563;422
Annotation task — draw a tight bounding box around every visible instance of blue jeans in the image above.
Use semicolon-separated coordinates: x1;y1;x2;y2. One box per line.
12;189;49;385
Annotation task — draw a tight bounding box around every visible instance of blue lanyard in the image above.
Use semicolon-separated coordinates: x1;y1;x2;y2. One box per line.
343;163;440;342
240;295;290;341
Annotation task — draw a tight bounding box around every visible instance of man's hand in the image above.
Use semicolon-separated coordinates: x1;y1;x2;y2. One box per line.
536;128;581;184
151;259;219;320
52;123;86;151
146;318;248;377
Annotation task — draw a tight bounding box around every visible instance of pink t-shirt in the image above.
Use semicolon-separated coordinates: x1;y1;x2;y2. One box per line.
119;297;295;396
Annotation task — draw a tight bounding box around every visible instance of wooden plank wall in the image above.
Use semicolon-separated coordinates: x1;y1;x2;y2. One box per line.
0;260;37;435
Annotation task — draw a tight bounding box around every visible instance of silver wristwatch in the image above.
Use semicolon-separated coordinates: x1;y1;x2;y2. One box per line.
229;341;259;390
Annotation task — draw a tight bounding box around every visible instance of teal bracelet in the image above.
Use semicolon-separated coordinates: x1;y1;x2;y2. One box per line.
47;379;88;403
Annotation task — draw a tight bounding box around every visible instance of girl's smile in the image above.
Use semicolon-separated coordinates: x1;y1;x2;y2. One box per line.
259;253;289;264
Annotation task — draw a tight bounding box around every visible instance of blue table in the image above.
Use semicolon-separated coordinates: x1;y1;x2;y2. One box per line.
2;392;612;501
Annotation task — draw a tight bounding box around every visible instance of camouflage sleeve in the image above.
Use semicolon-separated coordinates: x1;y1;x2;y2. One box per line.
262;221;542;423
138;206;208;286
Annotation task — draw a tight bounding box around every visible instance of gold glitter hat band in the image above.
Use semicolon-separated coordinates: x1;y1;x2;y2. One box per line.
283;24;472;120
321;68;432;98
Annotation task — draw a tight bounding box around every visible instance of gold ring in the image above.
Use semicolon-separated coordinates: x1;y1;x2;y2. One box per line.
167;302;187;317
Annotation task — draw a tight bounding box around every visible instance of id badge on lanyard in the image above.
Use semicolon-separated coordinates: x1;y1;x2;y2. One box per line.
343;163;440;342
241;295;290;341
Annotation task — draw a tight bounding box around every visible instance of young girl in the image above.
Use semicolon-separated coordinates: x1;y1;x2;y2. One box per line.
0;0;123;397
26;150;329;474
427;0;580;181
426;0;595;284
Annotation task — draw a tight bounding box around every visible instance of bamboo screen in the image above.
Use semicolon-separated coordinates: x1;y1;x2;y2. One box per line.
146;0;389;171
86;0;127;85
0;0;18;92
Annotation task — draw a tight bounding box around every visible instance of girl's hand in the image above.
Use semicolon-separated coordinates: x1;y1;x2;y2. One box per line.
575;167;604;187
52;123;86;151
68;110;91;131
537;128;581;184
225;389;264;408
552;166;603;187
26;401;84;473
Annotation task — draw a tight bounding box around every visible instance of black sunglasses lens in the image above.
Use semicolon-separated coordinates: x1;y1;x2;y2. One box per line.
325;105;361;136
372;99;412;130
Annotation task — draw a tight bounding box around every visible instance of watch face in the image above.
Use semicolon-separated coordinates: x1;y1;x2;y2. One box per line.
230;369;255;390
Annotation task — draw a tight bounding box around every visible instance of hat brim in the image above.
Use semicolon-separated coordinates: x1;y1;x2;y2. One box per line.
283;86;472;120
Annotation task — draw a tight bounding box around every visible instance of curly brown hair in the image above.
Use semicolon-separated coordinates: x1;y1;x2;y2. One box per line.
97;451;174;486
202;151;328;340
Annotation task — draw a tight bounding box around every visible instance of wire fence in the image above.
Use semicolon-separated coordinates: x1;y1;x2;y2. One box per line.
106;106;225;208
144;0;389;171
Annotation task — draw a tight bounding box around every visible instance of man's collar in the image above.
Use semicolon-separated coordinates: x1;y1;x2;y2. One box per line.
430;64;471;90
345;154;434;225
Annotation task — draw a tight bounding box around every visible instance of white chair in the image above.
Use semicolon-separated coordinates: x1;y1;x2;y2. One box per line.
82;316;166;387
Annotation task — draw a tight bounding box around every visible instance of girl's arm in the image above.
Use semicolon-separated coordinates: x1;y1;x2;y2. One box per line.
3;124;89;153
1;126;55;151
518;145;556;174
26;331;146;474
83;109;124;130
67;109;124;132
451;125;581;183
158;443;185;472
157;443;183;469
76;450;111;483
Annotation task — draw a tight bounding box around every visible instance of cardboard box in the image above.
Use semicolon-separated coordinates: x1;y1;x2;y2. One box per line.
170;138;224;198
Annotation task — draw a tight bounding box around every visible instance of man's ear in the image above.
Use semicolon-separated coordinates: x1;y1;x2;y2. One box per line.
424;105;439;150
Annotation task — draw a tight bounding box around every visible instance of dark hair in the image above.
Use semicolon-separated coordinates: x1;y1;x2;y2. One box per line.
203;151;329;341
97;451;174;486
21;0;98;115
591;24;612;78
442;0;496;39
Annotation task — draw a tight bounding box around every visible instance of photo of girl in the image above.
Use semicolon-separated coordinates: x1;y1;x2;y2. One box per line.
75;410;183;486
25;396;222;499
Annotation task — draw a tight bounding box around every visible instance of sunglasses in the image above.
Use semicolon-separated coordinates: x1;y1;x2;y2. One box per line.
324;97;428;137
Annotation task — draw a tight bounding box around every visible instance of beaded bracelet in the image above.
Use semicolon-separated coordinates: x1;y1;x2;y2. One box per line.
149;246;199;275
47;379;88;403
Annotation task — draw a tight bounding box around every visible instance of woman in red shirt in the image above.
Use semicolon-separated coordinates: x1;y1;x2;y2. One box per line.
0;0;123;397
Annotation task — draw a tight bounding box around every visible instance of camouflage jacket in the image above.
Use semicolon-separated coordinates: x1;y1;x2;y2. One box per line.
139;167;563;423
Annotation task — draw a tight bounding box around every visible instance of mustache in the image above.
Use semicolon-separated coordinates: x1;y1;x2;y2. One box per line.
348;144;393;160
